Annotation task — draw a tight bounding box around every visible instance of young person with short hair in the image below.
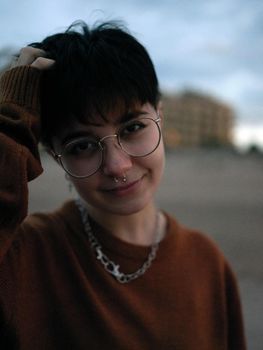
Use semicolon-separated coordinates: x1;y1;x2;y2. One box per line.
0;21;246;349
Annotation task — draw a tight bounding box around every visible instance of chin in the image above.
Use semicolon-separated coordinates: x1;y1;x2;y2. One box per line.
84;193;154;217
108;202;148;216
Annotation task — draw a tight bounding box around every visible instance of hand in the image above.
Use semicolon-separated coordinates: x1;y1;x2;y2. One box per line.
11;47;55;70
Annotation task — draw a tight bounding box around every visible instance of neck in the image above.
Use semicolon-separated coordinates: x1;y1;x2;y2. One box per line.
85;202;164;246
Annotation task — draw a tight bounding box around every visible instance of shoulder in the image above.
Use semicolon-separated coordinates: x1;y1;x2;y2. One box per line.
163;213;240;293
164;212;228;270
14;200;81;247
165;213;221;252
0;200;82;267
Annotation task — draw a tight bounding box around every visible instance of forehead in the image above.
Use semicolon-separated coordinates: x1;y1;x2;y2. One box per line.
52;102;156;148
70;101;154;128
88;100;151;123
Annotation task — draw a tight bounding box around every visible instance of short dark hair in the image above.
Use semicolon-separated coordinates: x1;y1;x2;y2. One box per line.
30;20;160;148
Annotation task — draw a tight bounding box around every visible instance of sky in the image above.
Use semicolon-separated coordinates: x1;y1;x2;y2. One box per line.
0;0;262;149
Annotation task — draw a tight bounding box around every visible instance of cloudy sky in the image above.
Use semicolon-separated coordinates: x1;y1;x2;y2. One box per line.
1;0;262;147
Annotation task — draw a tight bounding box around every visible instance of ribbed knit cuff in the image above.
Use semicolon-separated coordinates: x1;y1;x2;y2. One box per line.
0;66;42;113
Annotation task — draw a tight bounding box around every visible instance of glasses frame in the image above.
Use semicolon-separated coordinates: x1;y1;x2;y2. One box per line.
51;115;162;179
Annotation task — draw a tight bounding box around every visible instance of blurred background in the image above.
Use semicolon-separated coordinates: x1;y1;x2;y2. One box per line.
1;0;263;348
1;0;263;152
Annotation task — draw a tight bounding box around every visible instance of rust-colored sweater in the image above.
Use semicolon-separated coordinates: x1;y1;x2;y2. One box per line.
0;67;246;349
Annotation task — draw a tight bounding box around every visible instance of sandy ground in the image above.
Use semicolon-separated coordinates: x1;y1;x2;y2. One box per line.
28;149;263;349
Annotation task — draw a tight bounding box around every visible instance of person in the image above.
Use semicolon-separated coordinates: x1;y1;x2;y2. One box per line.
0;20;246;349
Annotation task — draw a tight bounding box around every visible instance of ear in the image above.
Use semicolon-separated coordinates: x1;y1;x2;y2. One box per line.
157;101;164;126
46;147;59;163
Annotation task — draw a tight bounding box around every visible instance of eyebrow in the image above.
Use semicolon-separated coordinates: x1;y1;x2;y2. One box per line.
61;131;96;147
61;109;149;146
87;109;148;125
118;110;148;123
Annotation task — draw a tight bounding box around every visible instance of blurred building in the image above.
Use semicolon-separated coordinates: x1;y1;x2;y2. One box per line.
161;90;234;149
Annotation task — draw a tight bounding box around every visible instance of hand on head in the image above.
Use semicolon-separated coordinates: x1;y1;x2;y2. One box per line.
11;47;55;70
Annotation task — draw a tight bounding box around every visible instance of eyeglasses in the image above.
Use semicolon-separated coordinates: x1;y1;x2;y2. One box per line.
52;115;161;179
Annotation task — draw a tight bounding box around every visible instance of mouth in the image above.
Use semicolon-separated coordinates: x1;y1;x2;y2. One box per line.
102;177;143;196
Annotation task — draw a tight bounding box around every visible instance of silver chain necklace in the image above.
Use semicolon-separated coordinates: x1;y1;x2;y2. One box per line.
75;199;161;284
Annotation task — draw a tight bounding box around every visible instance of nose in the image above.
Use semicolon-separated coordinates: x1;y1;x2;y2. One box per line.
101;136;133;177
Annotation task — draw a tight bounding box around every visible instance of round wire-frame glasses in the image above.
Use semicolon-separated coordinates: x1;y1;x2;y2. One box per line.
51;115;162;179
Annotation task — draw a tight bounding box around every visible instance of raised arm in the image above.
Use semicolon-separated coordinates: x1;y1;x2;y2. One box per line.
0;48;54;259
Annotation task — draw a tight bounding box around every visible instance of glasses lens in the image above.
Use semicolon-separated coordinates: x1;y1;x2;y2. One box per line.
119;117;161;157
61;137;102;178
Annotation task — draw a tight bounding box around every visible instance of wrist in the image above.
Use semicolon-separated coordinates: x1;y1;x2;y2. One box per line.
0;66;42;113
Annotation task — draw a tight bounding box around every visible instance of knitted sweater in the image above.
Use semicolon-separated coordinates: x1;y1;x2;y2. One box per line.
0;66;246;349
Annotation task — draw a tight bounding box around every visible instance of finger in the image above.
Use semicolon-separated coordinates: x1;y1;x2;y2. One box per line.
31;57;56;70
15;47;47;67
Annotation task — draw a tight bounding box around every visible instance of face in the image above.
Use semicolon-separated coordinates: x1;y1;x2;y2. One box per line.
52;102;165;217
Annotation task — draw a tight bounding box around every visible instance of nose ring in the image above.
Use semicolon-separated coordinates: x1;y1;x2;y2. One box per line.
113;175;127;183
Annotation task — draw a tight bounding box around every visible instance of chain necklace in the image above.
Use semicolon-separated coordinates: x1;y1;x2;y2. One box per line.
75;199;162;284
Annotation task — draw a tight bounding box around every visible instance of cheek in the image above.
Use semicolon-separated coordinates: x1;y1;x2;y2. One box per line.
71;176;98;197
154;143;165;179
141;141;165;180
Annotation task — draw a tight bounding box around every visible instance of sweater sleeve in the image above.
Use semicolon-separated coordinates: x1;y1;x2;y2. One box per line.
225;261;247;350
0;66;43;260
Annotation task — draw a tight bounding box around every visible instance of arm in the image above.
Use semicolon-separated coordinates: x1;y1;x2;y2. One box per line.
0;48;55;260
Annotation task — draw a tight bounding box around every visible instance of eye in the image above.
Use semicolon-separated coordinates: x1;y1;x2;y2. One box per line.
121;119;146;136
64;138;99;156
